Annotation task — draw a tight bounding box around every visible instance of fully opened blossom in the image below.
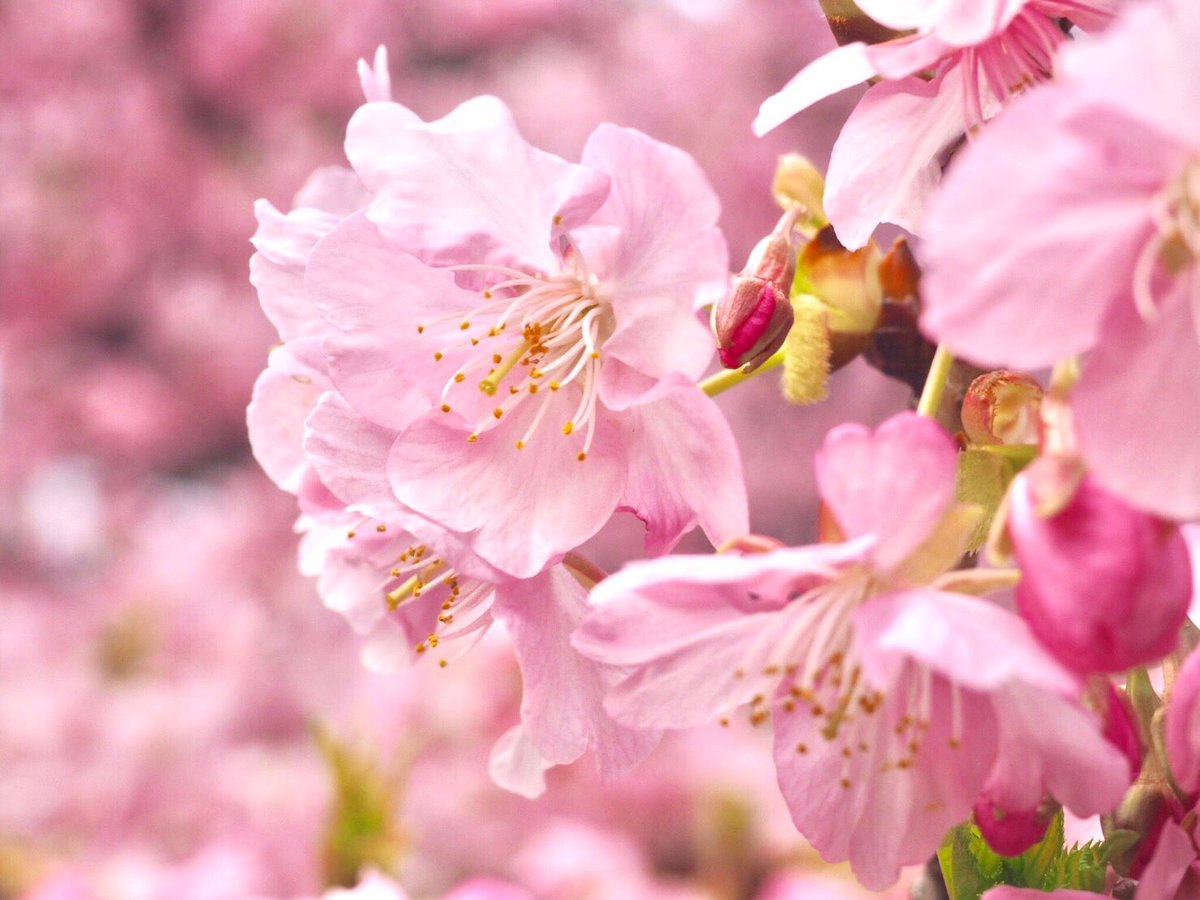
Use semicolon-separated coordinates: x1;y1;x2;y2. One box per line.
574;413;1130;889
754;0;1115;248
308;87;748;578
922;0;1200;520
247;109;656;796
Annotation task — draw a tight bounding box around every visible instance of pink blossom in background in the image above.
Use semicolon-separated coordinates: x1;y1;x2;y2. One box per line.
921;0;1200;520
754;0;1116;248
575;413;1131;889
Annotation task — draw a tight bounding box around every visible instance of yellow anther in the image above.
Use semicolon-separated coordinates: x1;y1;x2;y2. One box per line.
347;530;357;539
493;408;503;419
796;743;808;754
459;321;470;331
376;524;387;532
415;643;426;653
577;451;587;461
434;352;443;361
549;381;561;391
528;384;539;394
467;434;478;443
417;325;425;334
515;440;525;450
562;421;574;435
438;659;448;668
441;403;451;413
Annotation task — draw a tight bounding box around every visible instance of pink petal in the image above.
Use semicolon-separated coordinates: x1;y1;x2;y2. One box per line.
306;213;478;430
290;165;370;217
249;200;340;342
346;97;610;272
855;589;1079;697
246;340;330;496
1136;819;1197;900
386;394;625;579
579;125;726;404
984;681;1132;816
921;90;1176;369
487;725;553;799
1058;0;1200;149
753;42;878;137
304;392;404;517
319;529;408;633
982;888;1103;900
859;0;1029;46
824;66;970;250
618;385;749;555
574;542;870;729
1073;281;1200;520
815;413;958;574
1167;647;1200;793
772;666;996;890
492;568;659;778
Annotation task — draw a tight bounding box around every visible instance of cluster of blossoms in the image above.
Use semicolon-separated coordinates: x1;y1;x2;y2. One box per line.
249;0;1200;896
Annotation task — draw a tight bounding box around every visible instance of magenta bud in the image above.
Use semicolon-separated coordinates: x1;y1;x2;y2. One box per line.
1009;464;1193;674
714;230;800;371
973;793;1056;857
1095;679;1144;782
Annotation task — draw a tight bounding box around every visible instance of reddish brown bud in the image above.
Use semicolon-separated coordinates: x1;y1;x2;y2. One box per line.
961;370;1044;445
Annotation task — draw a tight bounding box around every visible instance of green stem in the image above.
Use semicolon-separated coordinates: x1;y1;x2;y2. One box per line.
916;344;954;418
700;348;785;397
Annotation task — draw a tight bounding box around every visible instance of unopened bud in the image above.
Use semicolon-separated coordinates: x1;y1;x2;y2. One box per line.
972;794;1057;857
961;371;1044;446
1009;464;1193;675
714;226;800;371
772;154;827;228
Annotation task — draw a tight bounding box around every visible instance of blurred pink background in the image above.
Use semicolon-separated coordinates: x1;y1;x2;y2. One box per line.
0;1;911;896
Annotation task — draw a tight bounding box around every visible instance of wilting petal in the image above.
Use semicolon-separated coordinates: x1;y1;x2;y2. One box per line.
618;385;749;555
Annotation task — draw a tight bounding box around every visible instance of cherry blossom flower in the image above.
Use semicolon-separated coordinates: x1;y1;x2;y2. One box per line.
248;155;657;796
307;91;747;578
922;0;1200;520
754;0;1115;248
574;413;1130;889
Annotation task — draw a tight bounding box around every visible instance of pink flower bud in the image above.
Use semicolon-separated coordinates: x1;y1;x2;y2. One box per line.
973;793;1056;857
1009;463;1193;674
961;371;1044;445
714;229;799;371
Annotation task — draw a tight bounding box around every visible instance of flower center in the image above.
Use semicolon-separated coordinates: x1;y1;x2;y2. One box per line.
421;244;612;460
343;525;494;669
1133;156;1200;323
732;573;966;789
